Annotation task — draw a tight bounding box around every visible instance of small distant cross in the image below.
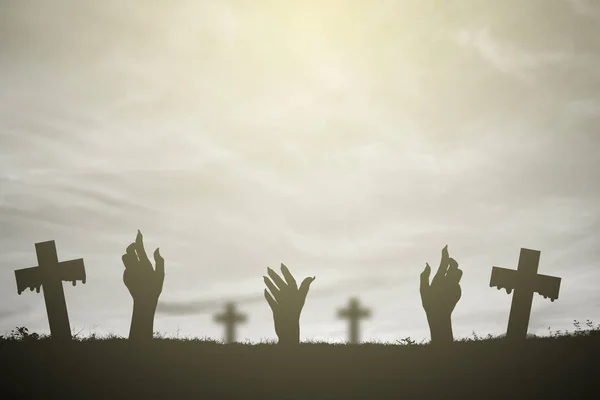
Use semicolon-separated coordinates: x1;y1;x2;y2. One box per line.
490;248;561;340
214;302;247;344
338;297;371;344
14;240;86;340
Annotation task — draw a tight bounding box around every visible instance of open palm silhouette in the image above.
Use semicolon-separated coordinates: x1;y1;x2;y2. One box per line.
263;263;315;345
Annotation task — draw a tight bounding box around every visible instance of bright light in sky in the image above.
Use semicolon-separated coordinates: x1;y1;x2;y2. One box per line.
1;0;599;343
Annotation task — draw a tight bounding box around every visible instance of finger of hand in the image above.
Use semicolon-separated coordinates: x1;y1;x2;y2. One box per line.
263;276;281;301
446;257;461;283
125;243;139;265
122;254;132;269
154;248;165;278
434;245;450;282
448;268;463;285
299;276;315;300
123;269;130;287
420;263;431;293
448;257;459;272
264;289;277;311
135;230;151;266
267;267;287;291
280;263;297;291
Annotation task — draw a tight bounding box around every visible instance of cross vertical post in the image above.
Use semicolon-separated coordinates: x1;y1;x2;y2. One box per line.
338;297;371;344
37;241;70;340
214;302;247;344
507;249;539;339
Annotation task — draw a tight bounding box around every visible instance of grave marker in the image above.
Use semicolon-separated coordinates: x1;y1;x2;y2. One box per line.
15;241;86;340
338;297;371;344
214;302;247;343
490;248;561;340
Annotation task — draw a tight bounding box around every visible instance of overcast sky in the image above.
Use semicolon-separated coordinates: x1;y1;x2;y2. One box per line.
1;0;599;343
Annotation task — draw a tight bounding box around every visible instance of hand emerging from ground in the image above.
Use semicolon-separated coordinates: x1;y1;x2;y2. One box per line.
263;264;315;345
122;230;165;340
420;245;462;345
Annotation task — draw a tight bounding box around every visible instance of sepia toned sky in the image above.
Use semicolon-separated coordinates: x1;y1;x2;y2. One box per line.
1;0;599;342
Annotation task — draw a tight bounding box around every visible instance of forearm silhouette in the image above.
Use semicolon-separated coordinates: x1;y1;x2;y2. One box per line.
420;245;462;345
122;230;165;341
263;264;315;345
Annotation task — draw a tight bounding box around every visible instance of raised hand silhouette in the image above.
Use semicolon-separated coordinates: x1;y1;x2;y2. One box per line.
263;263;315;345
122;230;165;341
420;245;462;345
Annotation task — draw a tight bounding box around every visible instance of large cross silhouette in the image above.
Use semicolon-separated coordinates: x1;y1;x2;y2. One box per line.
214;302;247;343
338;297;371;344
14;240;86;340
490;248;561;340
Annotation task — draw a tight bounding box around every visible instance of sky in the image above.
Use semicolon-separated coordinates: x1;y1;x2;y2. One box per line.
1;0;599;343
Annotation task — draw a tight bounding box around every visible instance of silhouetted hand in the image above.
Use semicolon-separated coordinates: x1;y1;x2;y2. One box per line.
420;245;462;345
263;264;315;345
122;230;164;340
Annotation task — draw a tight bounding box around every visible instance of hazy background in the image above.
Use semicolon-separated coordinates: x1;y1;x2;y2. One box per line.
1;0;599;342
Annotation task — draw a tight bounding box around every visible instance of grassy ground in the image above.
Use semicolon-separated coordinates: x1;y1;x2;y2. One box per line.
1;330;599;399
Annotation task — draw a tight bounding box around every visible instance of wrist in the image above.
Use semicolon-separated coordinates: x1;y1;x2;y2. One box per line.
426;312;453;344
277;322;300;345
130;297;159;340
133;296;159;309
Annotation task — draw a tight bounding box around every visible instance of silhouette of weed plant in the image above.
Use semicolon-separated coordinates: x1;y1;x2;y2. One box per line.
2;321;600;344
0;326;45;341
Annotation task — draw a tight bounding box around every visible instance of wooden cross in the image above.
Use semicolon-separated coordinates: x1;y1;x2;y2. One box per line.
338;297;371;344
14;240;86;340
490;248;561;340
214;302;247;344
